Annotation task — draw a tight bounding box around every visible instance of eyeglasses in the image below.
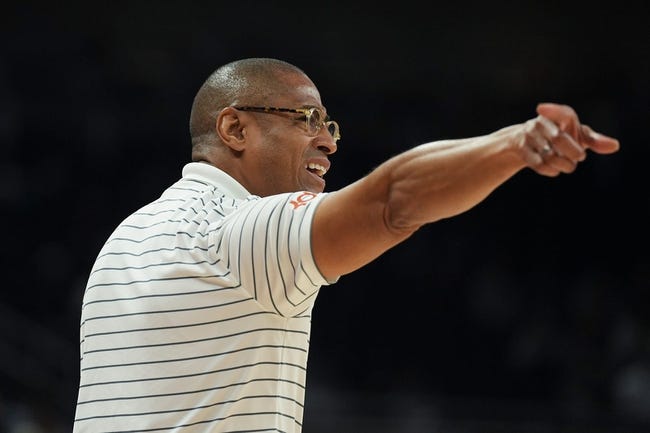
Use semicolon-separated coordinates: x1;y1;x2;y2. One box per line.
233;106;341;142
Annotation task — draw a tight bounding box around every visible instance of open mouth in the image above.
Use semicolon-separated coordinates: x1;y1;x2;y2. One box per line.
306;162;327;178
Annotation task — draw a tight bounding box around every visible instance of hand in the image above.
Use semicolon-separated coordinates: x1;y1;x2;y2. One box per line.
520;103;620;177
536;103;620;154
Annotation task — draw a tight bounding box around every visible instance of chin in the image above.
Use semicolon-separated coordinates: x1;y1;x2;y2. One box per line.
301;176;326;194
302;185;325;194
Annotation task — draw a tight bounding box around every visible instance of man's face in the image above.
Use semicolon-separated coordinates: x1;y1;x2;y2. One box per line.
242;74;338;196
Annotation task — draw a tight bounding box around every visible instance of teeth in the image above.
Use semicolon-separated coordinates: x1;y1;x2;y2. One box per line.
307;162;327;177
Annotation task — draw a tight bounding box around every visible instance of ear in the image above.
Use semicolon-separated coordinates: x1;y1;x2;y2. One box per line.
216;107;248;152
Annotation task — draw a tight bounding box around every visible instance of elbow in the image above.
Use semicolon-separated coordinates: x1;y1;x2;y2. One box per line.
382;201;423;238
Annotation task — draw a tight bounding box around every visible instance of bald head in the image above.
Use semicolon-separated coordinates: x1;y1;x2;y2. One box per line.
189;58;309;159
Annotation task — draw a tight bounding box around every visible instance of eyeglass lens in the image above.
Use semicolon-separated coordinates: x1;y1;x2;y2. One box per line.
307;109;322;134
307;108;337;138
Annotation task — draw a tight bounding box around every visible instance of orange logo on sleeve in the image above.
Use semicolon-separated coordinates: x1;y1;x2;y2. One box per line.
290;192;317;209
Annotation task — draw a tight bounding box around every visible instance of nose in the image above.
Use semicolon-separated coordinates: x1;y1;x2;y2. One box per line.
315;128;338;155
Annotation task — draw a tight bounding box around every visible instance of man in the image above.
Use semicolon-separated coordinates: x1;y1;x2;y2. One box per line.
73;57;619;432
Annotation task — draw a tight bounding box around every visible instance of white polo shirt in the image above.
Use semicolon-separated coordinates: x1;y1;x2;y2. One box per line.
74;162;334;433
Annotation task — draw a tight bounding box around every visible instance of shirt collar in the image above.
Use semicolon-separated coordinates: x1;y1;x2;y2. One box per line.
181;162;253;200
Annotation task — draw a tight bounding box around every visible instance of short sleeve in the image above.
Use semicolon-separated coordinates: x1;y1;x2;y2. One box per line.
211;191;333;317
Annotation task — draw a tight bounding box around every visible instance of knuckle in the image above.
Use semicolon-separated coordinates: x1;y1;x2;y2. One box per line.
524;118;537;132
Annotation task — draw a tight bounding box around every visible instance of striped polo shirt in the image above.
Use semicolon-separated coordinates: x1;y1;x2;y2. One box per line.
73;162;334;433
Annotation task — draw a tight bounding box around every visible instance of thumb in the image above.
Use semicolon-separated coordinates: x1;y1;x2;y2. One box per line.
536;102;580;139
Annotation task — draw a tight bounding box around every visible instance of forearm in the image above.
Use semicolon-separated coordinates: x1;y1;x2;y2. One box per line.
378;124;525;232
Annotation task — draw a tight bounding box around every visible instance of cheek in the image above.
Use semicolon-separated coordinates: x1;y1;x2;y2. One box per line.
255;141;301;187
261;133;304;170
261;152;301;180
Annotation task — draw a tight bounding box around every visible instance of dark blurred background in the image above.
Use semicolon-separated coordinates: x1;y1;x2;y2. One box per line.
1;1;648;432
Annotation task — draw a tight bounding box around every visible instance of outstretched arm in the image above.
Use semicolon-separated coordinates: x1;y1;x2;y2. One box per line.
311;103;619;280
